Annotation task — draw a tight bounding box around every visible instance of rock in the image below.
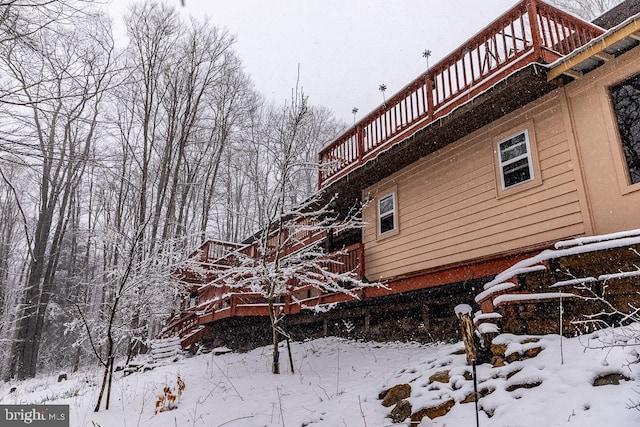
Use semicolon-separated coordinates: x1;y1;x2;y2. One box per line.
592;373;630;386
462;387;495;403
411;399;455;422
388;399;412;423
9;387;16;393
506;368;522;380
462;392;480;403
480;387;495;397
463;370;473;381
483;407;495;418
505;380;542;392
428;370;450;384
381;384;411;407
521;338;540;344
522;346;543;359
57;373;67;382
490;343;508;357
506;352;521;363
491;356;505;367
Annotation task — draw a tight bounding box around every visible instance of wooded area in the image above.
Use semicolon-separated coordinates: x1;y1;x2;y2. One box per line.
0;0;343;382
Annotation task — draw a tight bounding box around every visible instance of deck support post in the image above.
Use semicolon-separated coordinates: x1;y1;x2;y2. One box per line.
422;306;430;330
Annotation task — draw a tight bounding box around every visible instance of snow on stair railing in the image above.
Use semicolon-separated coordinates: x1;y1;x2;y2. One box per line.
483;265;547;290
554;228;640;249
493;292;576;306
475;282;517;303
549;277;597;288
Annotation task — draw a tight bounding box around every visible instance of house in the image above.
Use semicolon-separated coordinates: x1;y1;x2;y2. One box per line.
163;0;640;349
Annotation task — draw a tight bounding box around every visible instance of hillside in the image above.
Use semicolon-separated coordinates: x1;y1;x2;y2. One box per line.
1;329;639;426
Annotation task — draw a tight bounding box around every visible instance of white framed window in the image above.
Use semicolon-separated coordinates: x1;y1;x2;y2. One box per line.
497;130;534;189
378;192;396;235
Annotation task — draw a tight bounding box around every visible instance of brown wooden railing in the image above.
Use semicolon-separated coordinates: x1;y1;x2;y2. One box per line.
317;0;603;188
160;311;198;339
166;243;365;346
321;243;365;277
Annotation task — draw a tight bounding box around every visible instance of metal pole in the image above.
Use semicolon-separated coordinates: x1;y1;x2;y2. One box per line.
472;359;480;427
559;293;564;365
286;336;295;374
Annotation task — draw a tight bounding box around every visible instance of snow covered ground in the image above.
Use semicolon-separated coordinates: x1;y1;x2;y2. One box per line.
1;330;639;426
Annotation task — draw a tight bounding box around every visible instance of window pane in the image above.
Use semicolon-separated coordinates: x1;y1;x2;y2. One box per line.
379;194;394;215
499;133;526;160
379;193;395;234
610;74;640;185
503;158;531;188
380;213;395;234
500;139;527;162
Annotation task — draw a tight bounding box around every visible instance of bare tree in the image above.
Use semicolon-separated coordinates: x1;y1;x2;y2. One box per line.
69;228;183;411
0;165;24;372
0;1;99;46
549;0;623;19
103;1;254;350
214;193;375;374
205;87;376;374
0;11;116;380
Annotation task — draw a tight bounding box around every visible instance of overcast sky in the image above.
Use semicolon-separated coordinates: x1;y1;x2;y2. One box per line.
108;0;519;123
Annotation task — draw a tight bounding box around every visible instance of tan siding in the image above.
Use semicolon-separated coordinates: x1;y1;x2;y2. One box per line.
372;222;586;280
564;45;640;235
363;93;586;281
367;191;581;267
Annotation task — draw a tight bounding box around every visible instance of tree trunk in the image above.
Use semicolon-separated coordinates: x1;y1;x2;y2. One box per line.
94;337;112;412
268;297;280;374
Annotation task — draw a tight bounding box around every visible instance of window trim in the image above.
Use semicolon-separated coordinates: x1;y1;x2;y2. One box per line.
497;129;534;189
608;72;640;194
377;189;398;238
493;122;542;198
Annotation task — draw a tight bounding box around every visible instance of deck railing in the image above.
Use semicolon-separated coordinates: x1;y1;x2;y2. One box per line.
317;0;603;188
167;243;365;344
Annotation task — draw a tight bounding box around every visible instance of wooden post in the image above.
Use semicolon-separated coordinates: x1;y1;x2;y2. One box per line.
356;124;364;161
526;0;543;62
455;304;477;365
425;74;435;119
421;306;430;330
317;151;325;190
323;319;328;336
364;313;371;333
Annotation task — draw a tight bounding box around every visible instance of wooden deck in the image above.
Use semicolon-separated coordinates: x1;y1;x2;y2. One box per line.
318;0;602;189
161;241;365;348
